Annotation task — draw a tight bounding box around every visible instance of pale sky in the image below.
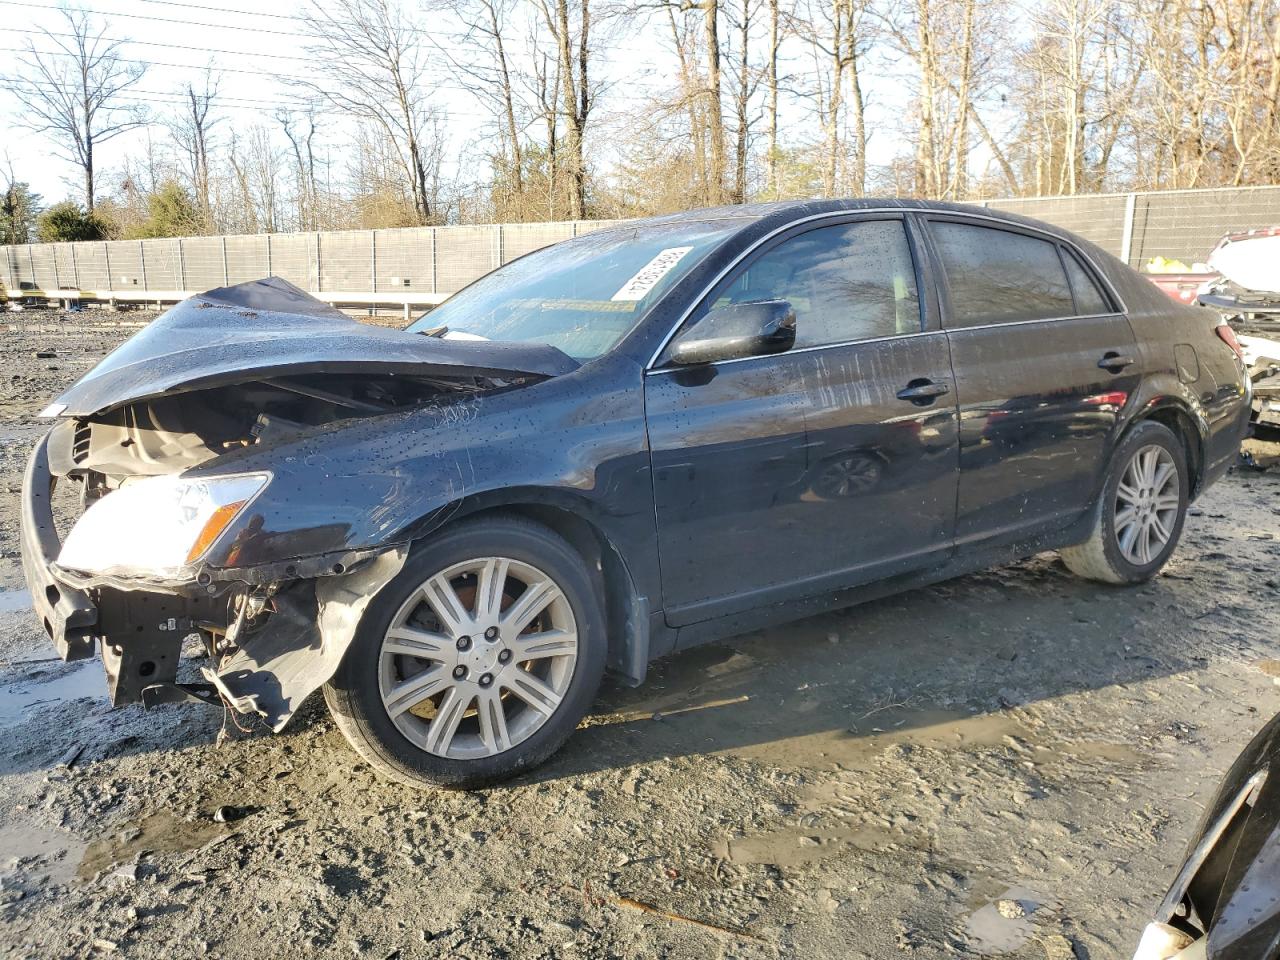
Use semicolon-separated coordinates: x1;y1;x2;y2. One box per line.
0;0;922;208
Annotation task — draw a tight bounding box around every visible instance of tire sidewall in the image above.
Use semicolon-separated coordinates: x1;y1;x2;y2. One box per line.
330;517;606;787
1098;422;1190;582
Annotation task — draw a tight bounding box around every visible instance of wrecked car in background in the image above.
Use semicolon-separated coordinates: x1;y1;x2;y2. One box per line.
1197;226;1280;434
21;200;1251;789
1133;711;1280;960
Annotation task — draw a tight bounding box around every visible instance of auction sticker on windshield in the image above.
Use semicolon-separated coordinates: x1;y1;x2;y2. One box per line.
610;247;695;302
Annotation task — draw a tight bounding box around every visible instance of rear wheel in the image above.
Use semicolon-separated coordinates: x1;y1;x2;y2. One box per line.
324;516;606;789
1061;420;1189;584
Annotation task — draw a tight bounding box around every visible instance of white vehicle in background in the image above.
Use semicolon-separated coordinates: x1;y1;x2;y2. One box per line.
1198;227;1280;434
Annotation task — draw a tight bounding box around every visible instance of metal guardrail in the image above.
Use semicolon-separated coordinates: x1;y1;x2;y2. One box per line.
1;285;449;321
3;185;1279;309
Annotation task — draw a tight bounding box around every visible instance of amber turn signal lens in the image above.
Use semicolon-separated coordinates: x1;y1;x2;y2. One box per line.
186;500;248;564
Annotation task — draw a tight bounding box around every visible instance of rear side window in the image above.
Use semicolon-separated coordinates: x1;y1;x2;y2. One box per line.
707;219;921;348
931;221;1074;327
1062;249;1112;315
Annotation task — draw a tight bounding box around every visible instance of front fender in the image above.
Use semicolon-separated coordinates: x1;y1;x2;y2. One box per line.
188;356;658;593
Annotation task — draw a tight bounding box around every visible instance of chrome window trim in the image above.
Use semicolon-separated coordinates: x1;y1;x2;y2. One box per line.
920;212;1130;325
644;206;1129;371
644;329;938;375
943;311;1128;334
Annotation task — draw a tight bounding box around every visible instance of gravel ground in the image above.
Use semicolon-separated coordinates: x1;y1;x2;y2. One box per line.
0;308;1278;960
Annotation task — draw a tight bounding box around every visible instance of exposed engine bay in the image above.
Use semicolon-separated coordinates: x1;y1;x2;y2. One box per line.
23;277;576;730
62;371;494;488
43;371;499;727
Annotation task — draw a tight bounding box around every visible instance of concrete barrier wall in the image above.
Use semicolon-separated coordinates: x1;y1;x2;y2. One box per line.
4;185;1280;296
0;219;620;298
988;184;1280;266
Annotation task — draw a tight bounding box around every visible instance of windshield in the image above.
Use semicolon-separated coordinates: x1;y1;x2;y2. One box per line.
407;218;749;361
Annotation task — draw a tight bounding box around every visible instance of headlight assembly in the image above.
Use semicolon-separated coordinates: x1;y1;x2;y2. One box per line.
57;473;269;577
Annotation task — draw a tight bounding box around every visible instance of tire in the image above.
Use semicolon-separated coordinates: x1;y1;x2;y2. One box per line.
1060;420;1190;585
323;515;606;790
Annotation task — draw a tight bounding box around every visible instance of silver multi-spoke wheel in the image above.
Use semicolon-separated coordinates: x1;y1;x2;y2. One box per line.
1114;443;1180;566
377;556;578;760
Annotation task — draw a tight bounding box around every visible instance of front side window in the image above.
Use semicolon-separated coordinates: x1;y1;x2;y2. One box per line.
699;219;922;350
931;221;1074;327
407;218;748;361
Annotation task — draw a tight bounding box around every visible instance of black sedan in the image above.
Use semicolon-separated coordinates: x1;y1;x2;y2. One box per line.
20;200;1251;788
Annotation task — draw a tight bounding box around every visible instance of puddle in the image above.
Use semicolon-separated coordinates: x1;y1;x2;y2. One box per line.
0;659;106;728
713;822;900;868
77;812;231;880
964;885;1054;955
1256;658;1280;678
725;707;1031;771
1057;739;1144;764
0;823;88;889
0;589;32;616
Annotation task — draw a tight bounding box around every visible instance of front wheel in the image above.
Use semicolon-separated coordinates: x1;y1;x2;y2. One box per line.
324;516;606;789
1061;420;1190;585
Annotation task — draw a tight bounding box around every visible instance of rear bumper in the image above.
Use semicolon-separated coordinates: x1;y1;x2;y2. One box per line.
19;430;98;661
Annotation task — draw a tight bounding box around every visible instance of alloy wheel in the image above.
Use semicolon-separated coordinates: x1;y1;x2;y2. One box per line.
377;556;579;760
1114;444;1180;566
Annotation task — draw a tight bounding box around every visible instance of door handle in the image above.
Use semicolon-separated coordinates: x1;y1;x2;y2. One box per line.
1098;352;1136;372
896;379;950;405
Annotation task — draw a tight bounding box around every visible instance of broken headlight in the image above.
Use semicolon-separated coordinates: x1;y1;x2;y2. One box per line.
58;473;269;577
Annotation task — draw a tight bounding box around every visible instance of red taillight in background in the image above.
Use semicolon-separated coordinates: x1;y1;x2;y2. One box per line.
1082;391;1129;408
1216;323;1246;361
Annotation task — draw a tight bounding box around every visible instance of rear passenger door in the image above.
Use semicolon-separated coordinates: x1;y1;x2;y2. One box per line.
922;216;1140;547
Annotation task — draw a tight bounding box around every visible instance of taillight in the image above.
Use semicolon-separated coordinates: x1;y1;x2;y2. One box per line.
1216;323;1246;361
1082;391;1128;408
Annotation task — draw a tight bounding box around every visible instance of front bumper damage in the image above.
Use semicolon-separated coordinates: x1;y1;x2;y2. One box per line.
20;430;406;730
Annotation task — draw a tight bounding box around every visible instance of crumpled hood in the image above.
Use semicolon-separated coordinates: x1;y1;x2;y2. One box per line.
46;277;578;417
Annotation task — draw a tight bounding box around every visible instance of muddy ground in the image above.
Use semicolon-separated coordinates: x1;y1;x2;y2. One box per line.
0;308;1278;960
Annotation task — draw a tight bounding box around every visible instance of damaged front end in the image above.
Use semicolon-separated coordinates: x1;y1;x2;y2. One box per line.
20;278;574;729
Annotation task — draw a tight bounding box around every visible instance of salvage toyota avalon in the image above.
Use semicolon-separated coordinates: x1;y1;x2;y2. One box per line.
21;200;1251;789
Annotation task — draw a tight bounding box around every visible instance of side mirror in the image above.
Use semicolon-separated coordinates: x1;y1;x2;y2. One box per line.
668;299;797;365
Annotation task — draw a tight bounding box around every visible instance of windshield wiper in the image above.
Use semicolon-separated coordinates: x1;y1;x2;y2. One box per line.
418;324;449;338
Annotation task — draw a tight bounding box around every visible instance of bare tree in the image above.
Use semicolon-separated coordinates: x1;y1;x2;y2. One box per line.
727;0;761;203
168;68;219;230
447;0;532;217
764;0;782;198
7;7;147;211
879;0;1005;199
226;126;282;233
278;104;322;231
794;0;871;197
532;47;563;218
665;6;712;202
534;0;594;218
297;0;441;224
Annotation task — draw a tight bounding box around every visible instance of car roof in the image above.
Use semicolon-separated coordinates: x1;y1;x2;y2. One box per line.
607;198;1083;246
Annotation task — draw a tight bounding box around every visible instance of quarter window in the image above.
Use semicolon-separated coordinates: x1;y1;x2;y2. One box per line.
1062;248;1112;315
931;221;1074;327
705;220;922;349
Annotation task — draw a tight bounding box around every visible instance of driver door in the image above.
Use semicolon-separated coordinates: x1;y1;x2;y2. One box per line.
644;216;959;628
